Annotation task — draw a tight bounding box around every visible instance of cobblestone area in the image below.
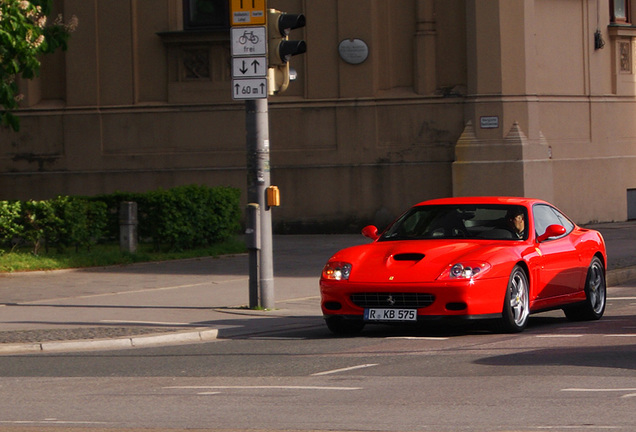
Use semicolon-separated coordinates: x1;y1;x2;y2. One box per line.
0;327;178;344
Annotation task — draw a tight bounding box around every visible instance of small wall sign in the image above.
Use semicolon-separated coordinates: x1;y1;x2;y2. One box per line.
338;38;369;65
480;116;499;129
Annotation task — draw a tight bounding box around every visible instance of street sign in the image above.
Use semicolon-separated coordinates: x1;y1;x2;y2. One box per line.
231;26;266;57
230;0;266;26
232;78;267;100
232;56;267;78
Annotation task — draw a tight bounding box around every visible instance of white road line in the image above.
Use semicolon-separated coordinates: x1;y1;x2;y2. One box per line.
536;334;584;338
604;334;636;337
311;363;379;376
278;296;321;303
248;337;307;340
607;296;636;300
562;388;636;398
100;320;192;326
19;279;248;305
562;388;636;392
535;426;622;430
0;420;111;425
387;336;449;340
166;385;362;391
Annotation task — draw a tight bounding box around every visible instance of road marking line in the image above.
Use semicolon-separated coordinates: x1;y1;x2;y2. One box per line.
311;363;378;376
562;388;636;391
0;420;111;425
536;334;583;338
279;296;321;303
17;279;249;305
535;426;621;430
100;319;192;326
166;385;362;391
604;334;636;337
387;336;449;340
248;337;307;340
608;296;636;300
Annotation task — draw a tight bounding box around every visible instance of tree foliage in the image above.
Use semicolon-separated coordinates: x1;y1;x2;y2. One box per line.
0;0;77;130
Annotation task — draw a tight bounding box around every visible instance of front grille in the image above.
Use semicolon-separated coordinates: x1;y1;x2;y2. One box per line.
350;292;435;308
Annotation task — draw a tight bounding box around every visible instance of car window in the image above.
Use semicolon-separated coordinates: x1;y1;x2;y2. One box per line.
533;204;574;239
380;204;528;241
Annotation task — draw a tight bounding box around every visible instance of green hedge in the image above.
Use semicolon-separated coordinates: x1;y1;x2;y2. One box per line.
0;185;241;254
0;197;107;254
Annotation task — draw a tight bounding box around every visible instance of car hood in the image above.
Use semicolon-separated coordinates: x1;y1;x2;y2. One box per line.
328;240;507;283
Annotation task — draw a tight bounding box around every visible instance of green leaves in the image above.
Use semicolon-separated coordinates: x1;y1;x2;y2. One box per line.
0;0;76;131
0;186;242;254
101;185;242;252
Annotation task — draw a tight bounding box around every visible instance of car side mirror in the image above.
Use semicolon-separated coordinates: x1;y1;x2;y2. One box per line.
362;225;379;241
537;224;566;242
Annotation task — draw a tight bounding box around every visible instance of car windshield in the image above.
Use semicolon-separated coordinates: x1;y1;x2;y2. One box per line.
379;204;528;241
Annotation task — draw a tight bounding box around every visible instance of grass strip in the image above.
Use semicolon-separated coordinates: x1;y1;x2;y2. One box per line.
0;237;246;273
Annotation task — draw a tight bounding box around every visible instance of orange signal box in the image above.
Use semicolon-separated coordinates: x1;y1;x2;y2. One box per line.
230;0;266;26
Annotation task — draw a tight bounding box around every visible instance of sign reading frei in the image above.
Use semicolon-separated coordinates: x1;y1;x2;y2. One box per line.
230;0;266;26
230;26;266;56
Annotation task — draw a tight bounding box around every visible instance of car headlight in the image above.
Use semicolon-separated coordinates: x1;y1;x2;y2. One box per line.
322;262;352;280
438;262;491;280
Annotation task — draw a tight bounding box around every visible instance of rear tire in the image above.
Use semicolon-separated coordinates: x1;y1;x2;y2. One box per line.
325;316;365;336
498;265;530;333
564;256;606;321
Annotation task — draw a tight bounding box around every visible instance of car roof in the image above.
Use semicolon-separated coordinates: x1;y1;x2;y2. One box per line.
414;196;548;207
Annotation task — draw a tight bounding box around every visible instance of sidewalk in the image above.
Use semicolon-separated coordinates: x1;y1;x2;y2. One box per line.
1;223;635;354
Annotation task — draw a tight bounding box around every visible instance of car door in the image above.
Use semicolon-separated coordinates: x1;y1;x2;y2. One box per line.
532;204;583;301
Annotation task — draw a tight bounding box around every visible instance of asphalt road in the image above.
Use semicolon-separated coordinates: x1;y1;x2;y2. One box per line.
0;284;634;432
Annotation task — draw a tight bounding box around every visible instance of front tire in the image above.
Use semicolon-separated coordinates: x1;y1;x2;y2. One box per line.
564;256;606;321
325;316;365;336
498;265;530;333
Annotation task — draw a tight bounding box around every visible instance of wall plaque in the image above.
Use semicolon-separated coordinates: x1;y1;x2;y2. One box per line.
338;38;369;65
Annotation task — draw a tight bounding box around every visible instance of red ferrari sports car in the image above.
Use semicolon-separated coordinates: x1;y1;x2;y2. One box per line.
320;197;607;334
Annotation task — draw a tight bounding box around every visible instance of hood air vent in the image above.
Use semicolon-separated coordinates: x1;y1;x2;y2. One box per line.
393;253;425;262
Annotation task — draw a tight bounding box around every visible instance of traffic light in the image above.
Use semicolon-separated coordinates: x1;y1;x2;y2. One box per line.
267;9;306;94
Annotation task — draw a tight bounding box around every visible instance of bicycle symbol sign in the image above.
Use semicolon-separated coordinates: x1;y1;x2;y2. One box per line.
239;31;259;45
231;27;266;57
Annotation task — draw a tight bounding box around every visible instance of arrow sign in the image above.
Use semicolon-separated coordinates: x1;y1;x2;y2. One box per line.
232;78;267;100
232;56;267;78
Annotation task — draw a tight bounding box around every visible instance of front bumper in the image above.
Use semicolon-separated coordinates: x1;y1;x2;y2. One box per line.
319;276;509;319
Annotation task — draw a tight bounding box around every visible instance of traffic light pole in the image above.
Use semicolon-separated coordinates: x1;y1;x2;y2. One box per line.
246;98;275;309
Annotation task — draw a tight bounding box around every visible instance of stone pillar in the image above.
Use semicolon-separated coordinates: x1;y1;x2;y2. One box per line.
454;0;553;201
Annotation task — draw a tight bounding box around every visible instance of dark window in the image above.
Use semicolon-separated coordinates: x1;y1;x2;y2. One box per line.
611;0;631;24
378;204;528;241
184;0;229;29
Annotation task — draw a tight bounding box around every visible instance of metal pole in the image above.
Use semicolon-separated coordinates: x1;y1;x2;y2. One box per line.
246;99;275;309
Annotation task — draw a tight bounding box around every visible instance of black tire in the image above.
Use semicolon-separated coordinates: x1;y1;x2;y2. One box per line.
498;265;530;333
325;316;365;336
564;256;606;321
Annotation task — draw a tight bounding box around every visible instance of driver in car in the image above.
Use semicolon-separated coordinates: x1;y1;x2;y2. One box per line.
505;208;526;239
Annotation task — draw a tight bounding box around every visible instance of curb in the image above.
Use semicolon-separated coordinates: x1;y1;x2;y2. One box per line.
0;328;219;355
607;266;636;288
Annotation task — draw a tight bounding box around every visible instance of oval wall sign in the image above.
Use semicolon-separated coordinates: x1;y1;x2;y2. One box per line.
338;38;369;65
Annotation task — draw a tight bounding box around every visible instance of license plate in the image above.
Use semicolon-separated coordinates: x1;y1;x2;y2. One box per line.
364;308;417;322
